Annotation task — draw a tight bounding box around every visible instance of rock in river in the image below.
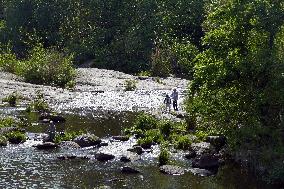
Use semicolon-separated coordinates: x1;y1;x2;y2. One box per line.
59;141;81;149
112;135;129;141
192;154;220;169
127;146;143;155
160;165;185;175
95;153;115;162
73;134;101;147
121;166;140;174
34;142;59;150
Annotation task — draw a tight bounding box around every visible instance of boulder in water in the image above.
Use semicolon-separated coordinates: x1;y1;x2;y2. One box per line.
34;142;59;150
192;154;220;169
121;166;140;174
59;141;81;149
160;165;185;175
112;135;129;141
127;146;143;155
205;135;227;150
73;134;101;147
191;142;216;156
120;152;140;162
187;168;214;176
95;153;115;162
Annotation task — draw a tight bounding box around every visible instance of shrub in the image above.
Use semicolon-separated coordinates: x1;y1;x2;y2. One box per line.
174;135;193;150
124;79;137;91
2;92;20;106
0;117;15;128
145;129;164;144
0;44;19;73
137;136;154;148
133;114;158;131
19;45;76;88
159;148;170;166
5;131;26;144
159;121;174;137
54;130;84;144
0;135;8;146
26;91;50;112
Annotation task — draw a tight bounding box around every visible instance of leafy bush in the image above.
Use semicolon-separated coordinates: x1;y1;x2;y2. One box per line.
174;135;193;150
159;148;170;166
26;91;50;112
5;131;26;144
0;117;15;128
124;79;137;91
137;136;154;148
2;92;20;106
145;129;164;144
159;121;174;137
18;45;76;88
133;114;158;131
0;135;8;146
54;130;84;144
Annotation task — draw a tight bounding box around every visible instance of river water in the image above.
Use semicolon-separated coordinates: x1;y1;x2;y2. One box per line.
0;107;275;189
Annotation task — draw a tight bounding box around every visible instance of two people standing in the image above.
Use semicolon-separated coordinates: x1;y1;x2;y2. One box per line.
164;88;179;112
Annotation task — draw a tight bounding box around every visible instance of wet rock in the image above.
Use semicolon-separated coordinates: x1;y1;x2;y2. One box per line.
73;134;101;147
59;141;81;149
127;146;143;155
205;135;226;150
39;113;66;123
98;142;109;147
140;143;153;149
34;142;59;150
57;155;77;160
192;154;220;169
184;150;196;159
160;165;185;175
112;135;129;141
138;76;149;80
191;142;216;156
120;152;140;162
95;153;115;162
121;166;140;174
187;168;214;177
57;155;90;160
95;185;111;189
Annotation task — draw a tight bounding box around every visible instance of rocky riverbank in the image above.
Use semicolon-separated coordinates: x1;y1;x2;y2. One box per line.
0;68;188;116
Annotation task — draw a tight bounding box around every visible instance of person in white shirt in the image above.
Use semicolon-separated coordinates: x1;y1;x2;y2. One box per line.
171;88;178;111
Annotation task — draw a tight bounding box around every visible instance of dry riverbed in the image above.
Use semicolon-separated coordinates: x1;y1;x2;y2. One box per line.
0;68;188;116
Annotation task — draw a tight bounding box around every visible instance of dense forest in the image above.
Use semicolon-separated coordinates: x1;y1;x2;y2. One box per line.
0;0;284;185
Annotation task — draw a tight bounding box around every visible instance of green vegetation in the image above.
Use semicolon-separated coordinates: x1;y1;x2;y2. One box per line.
0;117;15;128
159;148;170;166
5;131;26;144
54;130;84;144
0;44;75;88
2;92;20;106
0;135;8;146
0;0;283;184
124;79;137;91
26;91;50;112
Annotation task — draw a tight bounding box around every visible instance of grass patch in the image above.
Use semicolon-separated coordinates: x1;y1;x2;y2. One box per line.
124;79;137;91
